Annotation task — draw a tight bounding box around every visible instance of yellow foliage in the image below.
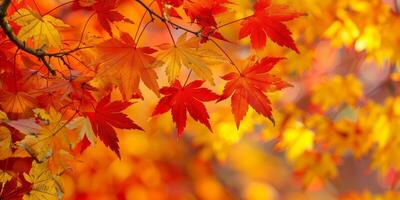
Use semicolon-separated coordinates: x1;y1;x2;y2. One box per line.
10;8;69;48
155;33;226;83
23;161;62;200
312;75;363;111
0;126;12;159
293;152;338;186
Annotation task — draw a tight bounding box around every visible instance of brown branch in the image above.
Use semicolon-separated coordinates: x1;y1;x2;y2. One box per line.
0;0;92;75
0;0;56;74
134;0;202;37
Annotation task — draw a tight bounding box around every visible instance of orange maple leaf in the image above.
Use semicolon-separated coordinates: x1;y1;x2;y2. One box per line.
97;32;161;100
219;57;292;128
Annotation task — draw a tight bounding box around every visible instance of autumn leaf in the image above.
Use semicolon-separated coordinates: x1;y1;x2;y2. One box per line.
92;0;133;36
19;108;70;162
72;0;132;36
0;92;37;114
219;57;291;128
85;94;143;157
10;8;69;48
152;80;219;137
0;157;33;183
0;126;12;159
67;116;96;145
239;0;303;51
97;32;161;100
156;33;225;83
23;161;62;200
67;116;96;153
0;176;32;200
183;0;229;28
156;0;182;19
5;118;41;135
0;50;13;72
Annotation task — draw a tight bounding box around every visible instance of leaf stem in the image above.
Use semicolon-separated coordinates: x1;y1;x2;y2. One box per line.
134;0;242;74
0;0;93;75
183;70;193;86
77;12;96;48
135;19;154;45
216;16;250;29
164;22;176;46
134;0;201;37
209;39;241;74
133;0;155;42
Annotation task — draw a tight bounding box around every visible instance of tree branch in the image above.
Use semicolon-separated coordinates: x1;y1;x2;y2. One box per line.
134;0;203;37
0;0;57;74
0;0;91;75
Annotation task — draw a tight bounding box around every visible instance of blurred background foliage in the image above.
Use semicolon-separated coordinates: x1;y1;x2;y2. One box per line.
12;0;400;199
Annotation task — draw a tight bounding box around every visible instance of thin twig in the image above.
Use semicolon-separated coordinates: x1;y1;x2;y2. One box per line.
209;39;241;74
134;0;202;37
0;0;92;75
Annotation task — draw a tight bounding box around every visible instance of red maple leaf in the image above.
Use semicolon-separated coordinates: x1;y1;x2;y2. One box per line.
156;0;183;19
199;26;230;43
85;94;143;157
73;0;132;36
0;176;32;200
218;57;292;128
239;0;304;52
152;80;219;137
183;0;229;28
0;157;33;174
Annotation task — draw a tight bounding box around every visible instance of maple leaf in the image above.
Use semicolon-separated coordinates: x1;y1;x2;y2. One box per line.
152;80;219;137
239;0;303;52
156;33;225;83
85;94;143;157
183;0;229;28
67;116;97;153
0;126;12;159
0;176;32;200
23;161;62;200
92;0;133;36
156;0;183;19
10;8;70;48
97;32;161;100
0;92;37;115
73;0;132;36
5;118;41;135
219;57;291;128
0;50;14;72
18;108;72;163
0;157;33;183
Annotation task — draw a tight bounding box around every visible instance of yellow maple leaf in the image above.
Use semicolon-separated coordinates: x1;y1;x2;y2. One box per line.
0;126;12;160
23;161;62;200
155;33;226;83
66;116;96;147
10;8;69;48
20;108;71;162
0;110;8;121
